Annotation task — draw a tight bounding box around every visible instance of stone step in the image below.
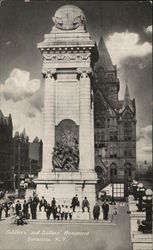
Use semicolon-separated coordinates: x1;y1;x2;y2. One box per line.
28;219;113;224
73;211;90;220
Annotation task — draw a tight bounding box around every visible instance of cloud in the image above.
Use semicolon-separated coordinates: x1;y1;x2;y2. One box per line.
0;68;43;140
1;96;43;140
106;31;152;65
29;85;44;112
145;25;152;33
1;68;40;102
137;125;152;163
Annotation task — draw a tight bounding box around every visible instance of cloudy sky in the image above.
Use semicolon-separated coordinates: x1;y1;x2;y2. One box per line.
0;0;152;163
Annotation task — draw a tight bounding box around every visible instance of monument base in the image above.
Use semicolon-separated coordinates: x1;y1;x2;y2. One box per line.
35;171;97;214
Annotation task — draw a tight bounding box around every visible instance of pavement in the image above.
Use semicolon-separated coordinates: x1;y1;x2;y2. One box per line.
0;204;132;250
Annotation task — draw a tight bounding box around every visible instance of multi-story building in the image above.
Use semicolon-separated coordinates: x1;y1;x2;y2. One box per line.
94;36;136;199
29;137;43;176
13;131;42;187
0;110;13;189
13;129;29;187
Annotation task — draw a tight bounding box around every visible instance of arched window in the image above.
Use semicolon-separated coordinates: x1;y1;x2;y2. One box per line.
95;116;105;128
110;163;117;176
125;163;132;177
101;117;105;128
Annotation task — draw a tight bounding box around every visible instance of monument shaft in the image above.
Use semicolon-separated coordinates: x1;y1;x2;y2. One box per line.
36;5;98;209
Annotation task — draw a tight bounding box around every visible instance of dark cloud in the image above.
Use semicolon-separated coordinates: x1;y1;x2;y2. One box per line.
0;1;152;80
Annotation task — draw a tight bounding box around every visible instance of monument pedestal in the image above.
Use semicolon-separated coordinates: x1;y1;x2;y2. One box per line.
36;171;97;213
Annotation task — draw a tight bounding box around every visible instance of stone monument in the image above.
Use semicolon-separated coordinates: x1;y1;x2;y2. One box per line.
35;5;99;210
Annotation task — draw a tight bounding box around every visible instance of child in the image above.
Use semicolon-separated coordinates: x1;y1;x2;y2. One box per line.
56;205;61;220
61;205;65;220
69;205;73;220
64;205;69;220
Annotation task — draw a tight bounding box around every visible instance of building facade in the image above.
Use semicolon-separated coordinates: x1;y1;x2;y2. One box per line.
13;130;43;187
94;37;136;198
0;110;13;189
29;137;43;176
13;129;29;187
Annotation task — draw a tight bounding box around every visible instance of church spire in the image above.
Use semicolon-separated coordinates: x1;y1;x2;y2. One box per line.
124;84;130;105
22;128;26;138
123;83;133;110
95;35;114;72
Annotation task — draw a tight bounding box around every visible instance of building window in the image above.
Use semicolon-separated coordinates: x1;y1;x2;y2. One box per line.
95;117;105;128
124;121;132;140
127;168;132;177
110;131;118;141
110;148;117;158
124;149;132;157
125;163;132;177
110;163;117;176
95;129;105;141
113;183;124;198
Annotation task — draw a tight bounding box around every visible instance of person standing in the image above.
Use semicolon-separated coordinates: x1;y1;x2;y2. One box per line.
56;205;61;220
0;203;3;220
64;206;69;220
39;196;47;212
93;202;100;220
102;201;109;220
69;205;73;220
72;195;80;212
52;205;57;220
51;197;56;209
82;197;90;212
61;205;65;220
15;200;22;216
46;203;51;220
4;203;9;218
30;199;37;219
23;200;29;219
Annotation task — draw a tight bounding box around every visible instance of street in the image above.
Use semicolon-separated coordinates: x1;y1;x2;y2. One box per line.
0;206;132;250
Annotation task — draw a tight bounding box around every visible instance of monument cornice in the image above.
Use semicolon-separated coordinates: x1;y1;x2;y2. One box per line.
38;40;95;51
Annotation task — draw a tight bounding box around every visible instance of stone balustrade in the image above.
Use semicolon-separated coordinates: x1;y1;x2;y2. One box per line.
128;195;152;250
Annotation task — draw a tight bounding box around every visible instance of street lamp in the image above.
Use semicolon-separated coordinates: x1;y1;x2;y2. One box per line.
136;183;145;212
138;189;152;234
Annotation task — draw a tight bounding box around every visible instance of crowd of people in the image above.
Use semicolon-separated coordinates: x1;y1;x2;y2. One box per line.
0;191;111;222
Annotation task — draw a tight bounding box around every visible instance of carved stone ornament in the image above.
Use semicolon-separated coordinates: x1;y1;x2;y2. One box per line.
52;5;86;30
42;69;56;78
77;67;92;75
43;53;90;62
52;130;79;172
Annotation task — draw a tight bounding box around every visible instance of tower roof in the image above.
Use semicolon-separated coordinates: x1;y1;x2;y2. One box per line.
124;84;130;105
123;84;132;106
122;84;134;112
95;36;114;72
22;128;26;138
